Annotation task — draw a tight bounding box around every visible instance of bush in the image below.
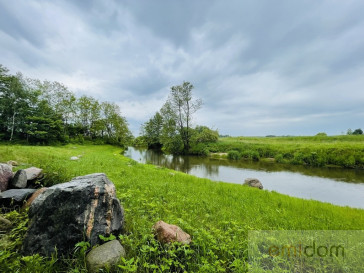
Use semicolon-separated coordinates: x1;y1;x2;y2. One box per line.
241;150;260;161
189;143;209;156
227;150;241;160
275;154;284;163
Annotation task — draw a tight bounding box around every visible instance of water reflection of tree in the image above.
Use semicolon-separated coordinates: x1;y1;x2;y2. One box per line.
125;147;364;184
138;149;219;176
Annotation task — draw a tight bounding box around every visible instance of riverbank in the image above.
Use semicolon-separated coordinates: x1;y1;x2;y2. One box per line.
1;144;364;272
206;135;364;169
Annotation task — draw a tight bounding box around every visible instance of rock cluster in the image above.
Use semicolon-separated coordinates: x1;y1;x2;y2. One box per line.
0;163;43;209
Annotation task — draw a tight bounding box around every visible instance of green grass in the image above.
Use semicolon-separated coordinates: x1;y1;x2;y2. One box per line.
1;144;364;272
208;135;364;169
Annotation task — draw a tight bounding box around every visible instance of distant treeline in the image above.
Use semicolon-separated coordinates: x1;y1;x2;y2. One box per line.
0;64;132;146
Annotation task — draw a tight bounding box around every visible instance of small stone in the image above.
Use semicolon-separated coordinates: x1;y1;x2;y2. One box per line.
0;216;12;231
70;156;79;161
11;170;28;189
153;220;191;244
86;240;126;273
244;178;263;189
23;187;48;209
7;160;19;166
24;167;43;181
0;163;13;192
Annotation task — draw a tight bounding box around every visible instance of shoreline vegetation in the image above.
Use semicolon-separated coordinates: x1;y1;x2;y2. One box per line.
135;134;364;169
1;144;364;272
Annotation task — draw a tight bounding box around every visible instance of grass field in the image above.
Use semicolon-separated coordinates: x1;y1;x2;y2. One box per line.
207;135;364;169
1;144;364;272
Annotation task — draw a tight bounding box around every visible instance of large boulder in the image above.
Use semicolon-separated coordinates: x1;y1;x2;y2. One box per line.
153;220;191;244
86;240;126;273
23;187;48;209
244;178;263;189
22;173;124;256
0;163;13;192
0;189;36;208
11;170;28;189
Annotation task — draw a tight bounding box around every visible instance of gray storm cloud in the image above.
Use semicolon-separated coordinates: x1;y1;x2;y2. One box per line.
0;0;363;136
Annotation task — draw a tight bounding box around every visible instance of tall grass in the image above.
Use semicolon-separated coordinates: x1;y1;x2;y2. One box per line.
1;144;364;272
211;135;364;169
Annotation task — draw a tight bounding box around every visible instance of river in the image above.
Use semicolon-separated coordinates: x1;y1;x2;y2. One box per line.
124;147;364;209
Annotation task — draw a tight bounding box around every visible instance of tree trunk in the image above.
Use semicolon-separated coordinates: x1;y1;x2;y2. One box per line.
10;111;16;141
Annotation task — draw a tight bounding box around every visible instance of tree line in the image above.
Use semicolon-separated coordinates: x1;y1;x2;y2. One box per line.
0;64;132;146
137;81;218;155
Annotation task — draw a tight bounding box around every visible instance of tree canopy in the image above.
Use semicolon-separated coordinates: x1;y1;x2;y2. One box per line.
0;64;133;146
141;81;217;155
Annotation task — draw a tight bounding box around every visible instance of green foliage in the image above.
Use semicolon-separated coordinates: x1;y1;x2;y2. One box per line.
0;64;133;147
189;143;210;156
142;112;163;148
215;135;364;169
227;150;241;160
1;144;364;272
353;128;363;135
133;136;148;147
141;81;207;154
191;126;219;144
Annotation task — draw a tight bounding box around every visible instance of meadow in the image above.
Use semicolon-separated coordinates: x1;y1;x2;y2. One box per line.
206;135;364;169
1;144;364;272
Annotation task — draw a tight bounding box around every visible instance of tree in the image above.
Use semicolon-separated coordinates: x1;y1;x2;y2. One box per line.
353;128;363;135
166;81;202;152
143;112;163;148
101;102;133;146
0;72;37;141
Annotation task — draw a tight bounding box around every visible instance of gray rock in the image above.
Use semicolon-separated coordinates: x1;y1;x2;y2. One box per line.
0;189;37;207
11;170;28;189
86;240;126;273
0;216;12;231
22;173;124;256
70;156;79;161
244;178;263;189
0;164;13;192
24;167;43;181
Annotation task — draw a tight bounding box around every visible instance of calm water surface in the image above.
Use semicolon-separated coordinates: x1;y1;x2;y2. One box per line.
124;147;364;209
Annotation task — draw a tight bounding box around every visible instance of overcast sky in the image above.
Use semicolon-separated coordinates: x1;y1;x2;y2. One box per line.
1;0;364;136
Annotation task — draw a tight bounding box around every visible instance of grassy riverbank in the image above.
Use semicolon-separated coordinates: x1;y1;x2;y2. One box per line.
1;144;364;272
207;135;364;169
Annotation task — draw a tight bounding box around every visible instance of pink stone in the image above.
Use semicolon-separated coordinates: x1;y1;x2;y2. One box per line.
153;220;191;244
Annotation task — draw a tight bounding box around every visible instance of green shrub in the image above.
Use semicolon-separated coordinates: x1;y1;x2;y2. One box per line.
227;150;241;160
275;154;284;163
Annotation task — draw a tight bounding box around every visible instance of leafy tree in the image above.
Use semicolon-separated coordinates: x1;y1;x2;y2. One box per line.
353;128;363;135
101;102;133;146
0;72;37;141
0;63;133;147
143;112;163;148
168;82;202;152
